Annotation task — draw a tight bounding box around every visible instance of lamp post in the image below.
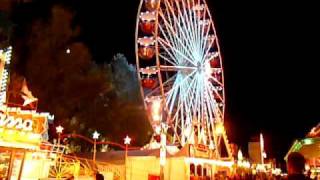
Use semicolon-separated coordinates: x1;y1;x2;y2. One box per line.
92;131;100;165
124;135;131;158
56;125;64;147
159;123;168;180
151;98;166;180
260;133;264;165
124;135;131;180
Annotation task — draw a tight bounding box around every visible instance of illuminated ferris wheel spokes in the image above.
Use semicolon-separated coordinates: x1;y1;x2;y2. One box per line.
156;0;223;145
136;0;231;158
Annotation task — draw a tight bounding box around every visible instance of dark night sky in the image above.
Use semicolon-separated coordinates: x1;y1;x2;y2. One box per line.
11;0;320;161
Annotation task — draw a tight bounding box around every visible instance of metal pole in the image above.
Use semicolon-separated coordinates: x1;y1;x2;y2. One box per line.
160;165;164;180
125;144;128;180
260;133;264;165
160;123;166;180
17;151;26;180
58;133;61;147
7;150;15;180
93;139;97;165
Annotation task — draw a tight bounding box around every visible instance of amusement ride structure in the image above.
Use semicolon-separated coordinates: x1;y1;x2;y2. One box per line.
135;0;232;160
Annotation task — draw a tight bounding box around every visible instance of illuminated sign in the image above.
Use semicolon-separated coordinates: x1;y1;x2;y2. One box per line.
0;47;12;105
0;113;33;131
189;144;210;158
0;107;50;148
0;46;52;149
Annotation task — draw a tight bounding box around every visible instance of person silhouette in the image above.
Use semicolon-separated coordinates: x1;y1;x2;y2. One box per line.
286;152;310;180
95;171;104;180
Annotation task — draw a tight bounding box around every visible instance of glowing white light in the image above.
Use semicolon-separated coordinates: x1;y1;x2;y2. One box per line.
151;99;162;122
209;140;214;150
124;135;131;145
160;148;166;165
92;131;100;140
140;11;156;21
185;158;234;167
215;123;224;135
0;47;12;105
152;114;161;122
66;48;71;54
56;125;64;134
263;152;267;158
238;149;243;161
155;125;161;134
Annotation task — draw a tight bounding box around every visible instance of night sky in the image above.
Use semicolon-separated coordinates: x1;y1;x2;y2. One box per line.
9;0;320;161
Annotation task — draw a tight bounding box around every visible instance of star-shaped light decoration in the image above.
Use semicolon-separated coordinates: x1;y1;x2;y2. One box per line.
22;95;38;106
56;125;64;134
124;135;131;145
21;79;38;106
92;131;100;140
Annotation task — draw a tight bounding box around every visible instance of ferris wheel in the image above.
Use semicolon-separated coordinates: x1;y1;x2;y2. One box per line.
136;0;231;158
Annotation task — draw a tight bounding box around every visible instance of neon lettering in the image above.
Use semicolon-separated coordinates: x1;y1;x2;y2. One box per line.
0;114;33;131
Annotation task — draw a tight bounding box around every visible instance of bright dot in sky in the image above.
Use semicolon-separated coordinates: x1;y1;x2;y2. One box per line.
66;48;71;54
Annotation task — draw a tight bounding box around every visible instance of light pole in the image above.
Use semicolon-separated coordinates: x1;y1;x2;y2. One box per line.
159;123;168;180
56;125;64;147
151;98;166;180
260;133;264;165
124;135;131;180
92;131;100;165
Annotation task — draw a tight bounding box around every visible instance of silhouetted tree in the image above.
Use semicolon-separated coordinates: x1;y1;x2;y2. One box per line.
8;4;152;152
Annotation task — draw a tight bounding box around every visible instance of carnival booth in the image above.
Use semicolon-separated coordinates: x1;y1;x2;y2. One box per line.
0;47;57;179
285;123;320;178
0;105;55;180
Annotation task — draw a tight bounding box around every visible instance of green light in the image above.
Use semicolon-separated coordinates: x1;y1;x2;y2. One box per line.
303;139;313;145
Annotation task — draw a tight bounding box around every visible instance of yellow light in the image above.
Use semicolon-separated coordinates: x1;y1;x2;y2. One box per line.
215;123;224;135
305;164;310;171
0;141;39;150
0;128;42;146
152;114;161;122
151;99;161;121
28;133;41;140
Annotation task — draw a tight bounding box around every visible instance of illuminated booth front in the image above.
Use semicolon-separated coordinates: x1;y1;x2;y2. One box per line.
0;106;53;179
285;123;320;178
0;47;55;179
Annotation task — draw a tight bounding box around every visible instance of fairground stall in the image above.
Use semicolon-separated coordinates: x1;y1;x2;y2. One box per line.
285;123;320;179
0;106;55;179
76;144;234;180
0;46;60;179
